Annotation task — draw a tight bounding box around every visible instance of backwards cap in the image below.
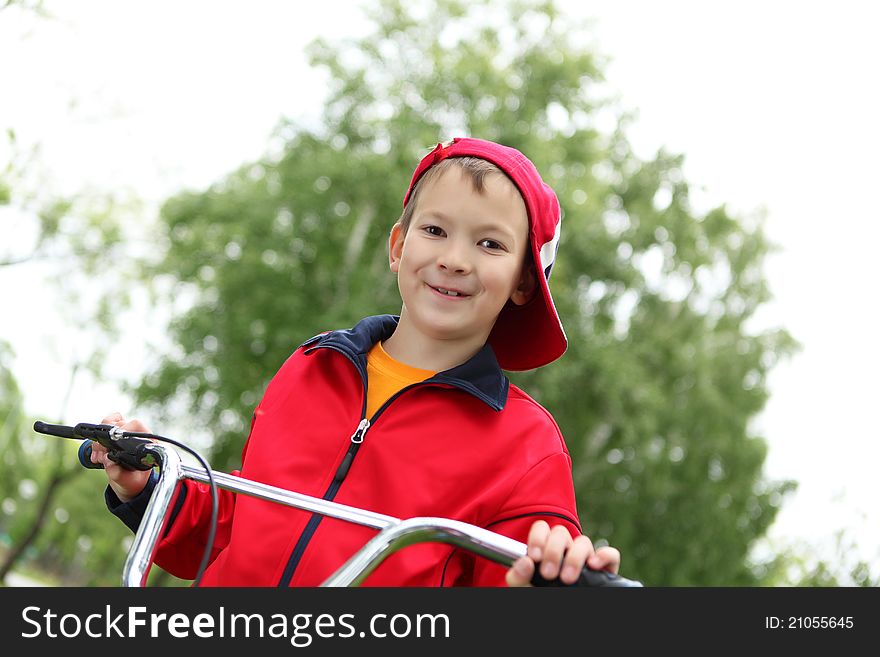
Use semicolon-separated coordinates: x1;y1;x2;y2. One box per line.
403;137;567;371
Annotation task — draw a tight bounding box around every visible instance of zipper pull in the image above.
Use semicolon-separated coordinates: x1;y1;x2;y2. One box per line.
349;418;370;444
334;453;354;482
334;419;371;482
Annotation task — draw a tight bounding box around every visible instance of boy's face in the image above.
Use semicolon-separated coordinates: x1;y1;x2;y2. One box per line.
389;167;536;347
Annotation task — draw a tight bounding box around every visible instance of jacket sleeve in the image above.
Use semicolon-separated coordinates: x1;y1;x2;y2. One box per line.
470;451;583;587
105;469;241;580
153;474;240;579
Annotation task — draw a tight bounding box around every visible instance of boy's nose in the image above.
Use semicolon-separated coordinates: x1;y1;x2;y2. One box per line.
437;242;472;274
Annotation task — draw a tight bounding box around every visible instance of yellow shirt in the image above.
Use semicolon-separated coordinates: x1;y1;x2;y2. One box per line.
365;341;436;419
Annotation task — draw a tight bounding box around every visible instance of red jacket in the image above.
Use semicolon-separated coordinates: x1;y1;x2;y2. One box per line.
109;315;581;586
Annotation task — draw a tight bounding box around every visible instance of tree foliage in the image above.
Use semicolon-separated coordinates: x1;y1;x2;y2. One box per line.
133;0;797;585
0;342;134;586
0;7;143;582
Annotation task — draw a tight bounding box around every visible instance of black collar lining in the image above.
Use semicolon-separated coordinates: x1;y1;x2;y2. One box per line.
305;315;509;411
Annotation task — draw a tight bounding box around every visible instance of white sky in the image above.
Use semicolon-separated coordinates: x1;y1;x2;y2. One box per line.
1;1;878;572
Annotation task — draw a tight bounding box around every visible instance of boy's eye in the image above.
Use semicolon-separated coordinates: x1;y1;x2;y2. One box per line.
424;225;445;237
478;239;504;250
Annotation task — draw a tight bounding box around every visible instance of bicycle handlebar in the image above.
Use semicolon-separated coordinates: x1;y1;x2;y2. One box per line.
34;420;643;588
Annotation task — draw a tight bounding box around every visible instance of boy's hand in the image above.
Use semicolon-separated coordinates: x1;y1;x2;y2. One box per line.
505;520;621;587
89;412;153;503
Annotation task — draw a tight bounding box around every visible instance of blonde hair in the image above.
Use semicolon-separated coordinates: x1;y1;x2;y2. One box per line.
397;157;510;236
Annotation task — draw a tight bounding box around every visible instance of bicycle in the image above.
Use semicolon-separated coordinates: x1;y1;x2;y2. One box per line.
33;420;643;588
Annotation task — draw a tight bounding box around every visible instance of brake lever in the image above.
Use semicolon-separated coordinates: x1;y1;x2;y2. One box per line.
34;421;157;471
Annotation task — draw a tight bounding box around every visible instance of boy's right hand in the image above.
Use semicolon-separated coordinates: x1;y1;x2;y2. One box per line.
505;520;621;587
90;412;153;503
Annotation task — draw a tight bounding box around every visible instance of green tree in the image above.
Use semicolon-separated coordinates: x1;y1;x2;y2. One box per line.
134;0;797;585
756;531;880;587
0;3;143;583
0;343;134;586
0;341;33;506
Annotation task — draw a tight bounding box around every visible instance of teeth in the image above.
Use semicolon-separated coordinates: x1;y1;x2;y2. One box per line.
435;287;460;296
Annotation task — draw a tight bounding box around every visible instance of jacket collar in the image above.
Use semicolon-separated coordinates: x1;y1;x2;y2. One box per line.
303;314;509;411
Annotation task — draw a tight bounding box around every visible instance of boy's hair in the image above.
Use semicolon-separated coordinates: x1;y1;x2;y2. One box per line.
397;156;507;236
400;138;567;371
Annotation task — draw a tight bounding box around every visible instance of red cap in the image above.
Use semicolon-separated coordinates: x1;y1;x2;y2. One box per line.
403;137;567;371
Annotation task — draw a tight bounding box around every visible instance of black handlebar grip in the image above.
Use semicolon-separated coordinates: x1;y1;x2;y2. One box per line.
78;440;104;469
33;421;76;439
530;565;642;588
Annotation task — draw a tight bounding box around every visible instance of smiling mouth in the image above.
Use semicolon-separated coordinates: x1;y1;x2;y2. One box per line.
428;284;470;298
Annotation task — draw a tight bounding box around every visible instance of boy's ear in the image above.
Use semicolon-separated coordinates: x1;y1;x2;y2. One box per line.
389;223;404;273
510;263;538;306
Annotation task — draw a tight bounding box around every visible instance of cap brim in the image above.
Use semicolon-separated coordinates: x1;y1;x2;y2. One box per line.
488;238;567;371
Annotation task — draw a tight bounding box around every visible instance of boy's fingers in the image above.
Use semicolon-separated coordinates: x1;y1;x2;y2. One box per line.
539;525;577;580
587;546;621;574
90;441;108;458
121;418;150;433
526;520;550;561
505;557;535;587
89;442;122;471
560;535;593;584
100;412;150;434
101;412;124;425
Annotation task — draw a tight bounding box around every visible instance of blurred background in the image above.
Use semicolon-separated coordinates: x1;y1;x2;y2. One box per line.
1;0;877;586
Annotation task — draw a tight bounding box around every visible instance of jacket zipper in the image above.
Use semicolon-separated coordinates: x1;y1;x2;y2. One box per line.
332;418;370;482
277;346;433;587
277;341;499;586
329;381;428;484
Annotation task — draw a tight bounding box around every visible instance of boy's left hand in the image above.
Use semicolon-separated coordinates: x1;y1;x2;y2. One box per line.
505;520;621;587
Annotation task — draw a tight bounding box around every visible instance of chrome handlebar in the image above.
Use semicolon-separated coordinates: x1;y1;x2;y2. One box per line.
127;444;642;587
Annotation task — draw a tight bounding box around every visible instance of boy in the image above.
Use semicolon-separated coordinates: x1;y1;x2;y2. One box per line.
94;137;621;586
